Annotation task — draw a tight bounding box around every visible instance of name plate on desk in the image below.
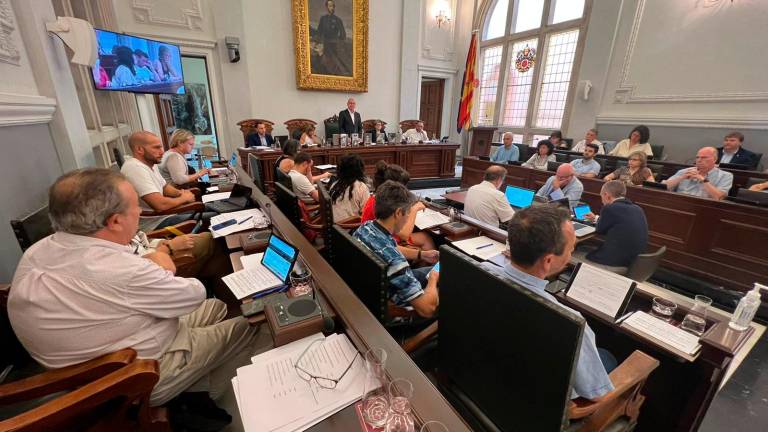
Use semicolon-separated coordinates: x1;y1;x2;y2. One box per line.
564;263;636;321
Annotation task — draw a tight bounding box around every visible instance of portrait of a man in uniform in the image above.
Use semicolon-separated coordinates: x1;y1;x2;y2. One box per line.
309;0;353;77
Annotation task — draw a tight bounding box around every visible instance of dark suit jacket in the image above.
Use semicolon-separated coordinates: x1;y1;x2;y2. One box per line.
717;146;760;169
246;133;275;148
586;198;648;267
369;129;388;143
338;109;362;135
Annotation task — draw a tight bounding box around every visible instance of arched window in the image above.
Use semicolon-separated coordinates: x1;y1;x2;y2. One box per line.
477;0;588;144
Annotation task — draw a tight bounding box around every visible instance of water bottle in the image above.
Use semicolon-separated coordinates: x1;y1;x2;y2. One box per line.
274;136;281;150
729;282;767;331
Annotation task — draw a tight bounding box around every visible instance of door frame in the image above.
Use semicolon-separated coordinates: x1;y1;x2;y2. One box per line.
417;65;456;139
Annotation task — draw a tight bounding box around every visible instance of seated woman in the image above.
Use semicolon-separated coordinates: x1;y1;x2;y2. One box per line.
609;125;653;158
159;129;209;187
361;161;438;265
604;151;655;186
369;120;389;143
550;130;566;148
275;139;300;179
110;46;139;88
522;140;556;170
299;125;319;146
328;154;369;221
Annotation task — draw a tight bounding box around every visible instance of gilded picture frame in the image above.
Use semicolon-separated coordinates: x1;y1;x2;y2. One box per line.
291;0;368;92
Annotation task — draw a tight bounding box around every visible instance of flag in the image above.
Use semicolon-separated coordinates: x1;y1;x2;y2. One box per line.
457;31;479;134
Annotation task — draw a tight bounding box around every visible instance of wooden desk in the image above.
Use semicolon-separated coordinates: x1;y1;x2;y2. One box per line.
460;157;768;294
239;142;460;188
232;166;470;431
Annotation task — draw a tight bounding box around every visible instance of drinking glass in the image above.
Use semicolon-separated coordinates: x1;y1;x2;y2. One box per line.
385;378;415;432
362;348;389;428
650;297;677;322
289;270;313;297
681;295;712;336
420;421;449;432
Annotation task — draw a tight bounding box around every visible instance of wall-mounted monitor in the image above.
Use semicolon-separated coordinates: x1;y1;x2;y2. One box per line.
91;28;185;94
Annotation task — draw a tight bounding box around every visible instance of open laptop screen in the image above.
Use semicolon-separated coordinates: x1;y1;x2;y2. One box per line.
504;185;535;208
261;234;299;283
229;152;238;168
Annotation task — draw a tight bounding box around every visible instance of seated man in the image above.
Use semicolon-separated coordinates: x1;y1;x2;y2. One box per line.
536;164;584;207
121;131;214;231
664;147;733;200
577;181;648;269
287;151;330;203
480;206;615;400
246;121;275;148
717;131;759;170
9;168;271;426
402;121;430;143
464;165;515;226
491;132;520;163
354;180;440;318
570;143;602;178
571;128;604;154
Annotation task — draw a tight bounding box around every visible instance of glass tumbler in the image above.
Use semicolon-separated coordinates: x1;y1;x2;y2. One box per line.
681;295;712;336
289;270;313;297
385;378;415;432
650;297;677;322
362;348;389;428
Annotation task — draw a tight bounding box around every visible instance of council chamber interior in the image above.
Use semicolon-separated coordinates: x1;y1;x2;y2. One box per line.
1;1;767;431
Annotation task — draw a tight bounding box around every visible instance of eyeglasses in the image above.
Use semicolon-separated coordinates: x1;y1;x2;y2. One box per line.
294;339;360;389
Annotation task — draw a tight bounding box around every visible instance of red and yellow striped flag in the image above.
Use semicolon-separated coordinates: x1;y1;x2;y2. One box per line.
457;31;479;133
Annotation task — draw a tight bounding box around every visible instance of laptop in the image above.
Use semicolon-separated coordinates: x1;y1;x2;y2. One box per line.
572;204;593;223
732;189;768;206
643;181;667;190
504;185;535;209
210;152;238;176
247;233;301;297
206;183;252;213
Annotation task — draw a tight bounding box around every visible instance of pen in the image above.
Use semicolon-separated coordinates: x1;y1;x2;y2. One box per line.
476;243;494;250
238;216;253;225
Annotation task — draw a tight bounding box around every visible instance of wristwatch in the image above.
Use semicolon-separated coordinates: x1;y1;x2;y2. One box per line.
701;177;710;183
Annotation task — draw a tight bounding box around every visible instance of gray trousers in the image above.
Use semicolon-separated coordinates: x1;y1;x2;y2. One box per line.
150;299;273;406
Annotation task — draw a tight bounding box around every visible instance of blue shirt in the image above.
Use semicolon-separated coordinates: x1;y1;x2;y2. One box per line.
536;176;584;207
479;261;614;400
667;167;733;199
353;221;425;306
570;159;601;177
491;145;520;163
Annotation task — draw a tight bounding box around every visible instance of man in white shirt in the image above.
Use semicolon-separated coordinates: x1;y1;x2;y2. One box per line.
9;168;271;425
288;151;320;203
464;165;515;226
571;128;604;154
121;131;205;231
403;121;430;143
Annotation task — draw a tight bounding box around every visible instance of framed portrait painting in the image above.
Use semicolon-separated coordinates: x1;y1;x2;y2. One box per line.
291;0;368;92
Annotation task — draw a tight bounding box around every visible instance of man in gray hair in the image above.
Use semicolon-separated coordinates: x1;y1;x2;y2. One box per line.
9;168;270;428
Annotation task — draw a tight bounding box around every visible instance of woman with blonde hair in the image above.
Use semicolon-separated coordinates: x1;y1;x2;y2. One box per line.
604;151;655;186
159;129;209;186
299;124;318;146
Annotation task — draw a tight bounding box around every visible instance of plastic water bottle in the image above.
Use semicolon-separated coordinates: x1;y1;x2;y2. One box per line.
274;136;281;150
729;282;767;331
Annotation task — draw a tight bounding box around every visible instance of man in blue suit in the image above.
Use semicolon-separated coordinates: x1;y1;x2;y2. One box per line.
717;131;760;170
246;122;275;148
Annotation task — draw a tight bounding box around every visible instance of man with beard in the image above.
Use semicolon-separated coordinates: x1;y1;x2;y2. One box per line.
315;0;351;75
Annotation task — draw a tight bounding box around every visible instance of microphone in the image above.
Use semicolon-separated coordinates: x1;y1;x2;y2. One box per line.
423;196;449;210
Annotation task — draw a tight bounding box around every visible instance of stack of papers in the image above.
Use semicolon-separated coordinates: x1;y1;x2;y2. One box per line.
622;311;701;355
315;164;336;170
414;209;451;230
209;209;269;238
452;236;506;261
233;332;365;432
202;191;232;203
222;253;283;299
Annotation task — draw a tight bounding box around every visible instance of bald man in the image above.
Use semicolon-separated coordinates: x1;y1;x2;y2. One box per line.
536;163;584;207
491;132;520;163
664;146;733;200
121;131;199;231
464;165;515;226
339;97;362;135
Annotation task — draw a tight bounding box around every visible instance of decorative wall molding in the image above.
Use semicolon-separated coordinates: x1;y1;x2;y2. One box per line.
0;92;57;127
128;31;215;49
131;0;204;31
596;113;768;130
0;0;21;65
422;0;457;62
614;0;768;103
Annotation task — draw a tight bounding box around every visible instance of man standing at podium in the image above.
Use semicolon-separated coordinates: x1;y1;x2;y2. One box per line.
338;98;362;135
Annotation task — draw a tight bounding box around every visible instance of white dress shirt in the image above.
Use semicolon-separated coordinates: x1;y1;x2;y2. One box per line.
403;128;430;143
347;109;356;126
9;232;205;369
464;181;515;225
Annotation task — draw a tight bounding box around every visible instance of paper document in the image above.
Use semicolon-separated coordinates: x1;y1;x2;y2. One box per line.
234;333;365;432
623;311;701;355
209;209;269;238
202;191;232;203
221;253;282;299
414;208;451;229
566;264;634;319
452;236;506;261
206;186;219;193
315;164;336;170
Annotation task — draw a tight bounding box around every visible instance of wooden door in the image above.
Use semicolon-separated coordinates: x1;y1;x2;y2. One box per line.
154;94;176;149
419;79;445;139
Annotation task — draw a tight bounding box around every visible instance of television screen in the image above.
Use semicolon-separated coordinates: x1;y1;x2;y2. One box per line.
91;29;185;94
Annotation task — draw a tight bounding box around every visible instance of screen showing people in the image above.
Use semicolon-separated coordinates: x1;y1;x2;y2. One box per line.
92;29;185;94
